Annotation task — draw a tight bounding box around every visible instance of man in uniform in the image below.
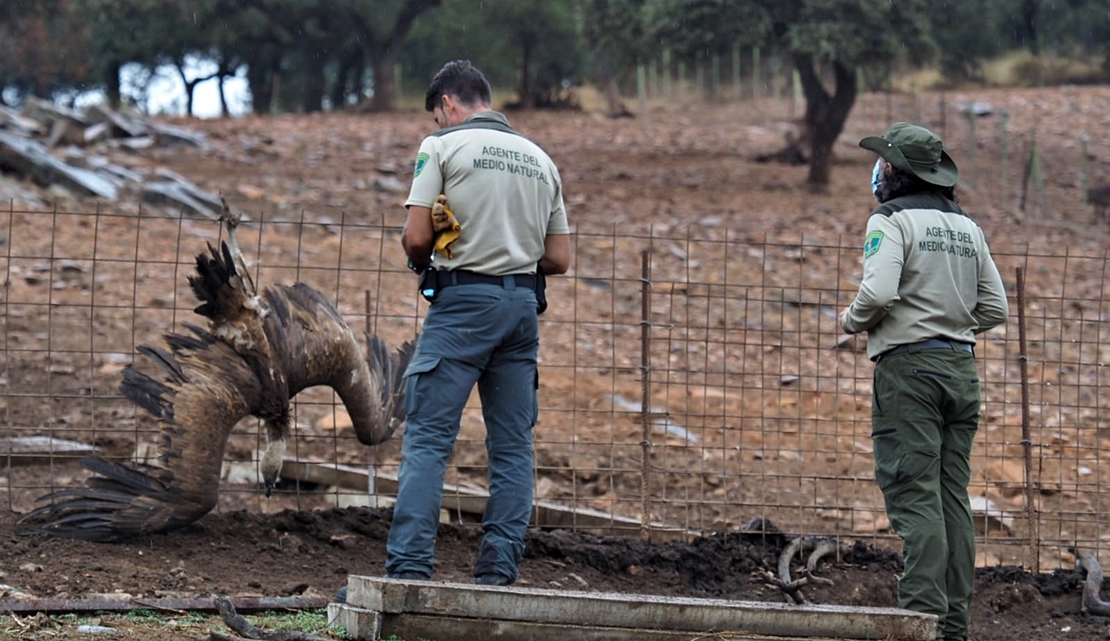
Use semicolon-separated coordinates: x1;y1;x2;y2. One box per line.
841;122;1008;641
388;60;571;586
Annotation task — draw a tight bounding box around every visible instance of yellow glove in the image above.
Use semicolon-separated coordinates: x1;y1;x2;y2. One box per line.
431;194;461;259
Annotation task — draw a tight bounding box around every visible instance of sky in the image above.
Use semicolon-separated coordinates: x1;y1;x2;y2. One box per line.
75;55;252;119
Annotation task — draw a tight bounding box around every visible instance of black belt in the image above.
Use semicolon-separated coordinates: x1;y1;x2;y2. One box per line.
877;337;973;362
434;269;536;290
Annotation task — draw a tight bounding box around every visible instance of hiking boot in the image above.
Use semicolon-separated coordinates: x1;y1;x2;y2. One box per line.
475;573;514;586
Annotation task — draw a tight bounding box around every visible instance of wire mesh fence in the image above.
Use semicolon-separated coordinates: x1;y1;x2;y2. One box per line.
0;202;1106;573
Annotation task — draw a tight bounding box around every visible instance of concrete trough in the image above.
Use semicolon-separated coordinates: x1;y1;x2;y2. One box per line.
333;575;936;641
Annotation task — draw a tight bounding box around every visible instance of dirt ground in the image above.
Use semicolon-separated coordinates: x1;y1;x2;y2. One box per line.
3;86;1110;640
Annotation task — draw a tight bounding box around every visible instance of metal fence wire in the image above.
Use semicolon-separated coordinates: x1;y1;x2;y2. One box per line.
1;203;1106;573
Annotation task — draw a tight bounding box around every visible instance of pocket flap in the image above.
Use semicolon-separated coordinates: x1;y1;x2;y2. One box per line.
404;353;440;377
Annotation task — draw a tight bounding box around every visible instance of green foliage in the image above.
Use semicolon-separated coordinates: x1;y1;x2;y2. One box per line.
403;0;584;109
0;0;93;103
643;0;768;60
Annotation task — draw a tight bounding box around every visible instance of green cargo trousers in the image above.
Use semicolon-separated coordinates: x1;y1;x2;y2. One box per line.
871;344;981;641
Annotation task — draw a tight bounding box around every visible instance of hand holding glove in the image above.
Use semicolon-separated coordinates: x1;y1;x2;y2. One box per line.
431;194;461;259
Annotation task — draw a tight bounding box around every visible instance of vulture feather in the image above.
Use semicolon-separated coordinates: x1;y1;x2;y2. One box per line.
19;210;416;542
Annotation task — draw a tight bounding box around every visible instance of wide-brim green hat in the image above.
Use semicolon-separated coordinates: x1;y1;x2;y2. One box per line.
859;122;959;187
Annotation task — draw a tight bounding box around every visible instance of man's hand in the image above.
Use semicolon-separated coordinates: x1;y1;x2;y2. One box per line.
431;194;461;258
431;194;458;232
839;307;855;334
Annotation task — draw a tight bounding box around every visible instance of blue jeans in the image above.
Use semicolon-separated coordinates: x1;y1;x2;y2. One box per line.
385;280;539;582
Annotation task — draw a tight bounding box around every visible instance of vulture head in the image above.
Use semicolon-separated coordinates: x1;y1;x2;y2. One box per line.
19;212;416;542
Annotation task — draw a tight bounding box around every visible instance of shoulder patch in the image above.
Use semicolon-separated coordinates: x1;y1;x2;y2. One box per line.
863;230;884;258
414;152;429;177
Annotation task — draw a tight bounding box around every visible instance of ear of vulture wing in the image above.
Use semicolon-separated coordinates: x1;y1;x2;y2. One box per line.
18;330;263;541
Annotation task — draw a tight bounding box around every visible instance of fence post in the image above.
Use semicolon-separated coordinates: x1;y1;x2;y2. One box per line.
1082;136;1091;205
639;249;653;537
751;45;760;100
1000;111;1010;189
1020;132;1042;216
791;69;801;118
1015;266;1039;574
856;67;866;128
967;108;977;188
711;53;721;100
662;50;672;99
637;63;647;110
732;43;742;100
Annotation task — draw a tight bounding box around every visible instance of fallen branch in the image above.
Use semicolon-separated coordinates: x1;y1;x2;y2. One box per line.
210;597;333;641
1071;547;1110;616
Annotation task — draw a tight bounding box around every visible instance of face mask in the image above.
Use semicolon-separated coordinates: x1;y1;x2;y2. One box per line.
870;159;884;201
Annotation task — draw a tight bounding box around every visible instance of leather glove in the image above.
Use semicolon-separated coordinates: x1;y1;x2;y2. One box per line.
431;194;461;259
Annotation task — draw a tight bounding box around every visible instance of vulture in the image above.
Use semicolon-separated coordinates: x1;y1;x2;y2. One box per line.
18;207;416;542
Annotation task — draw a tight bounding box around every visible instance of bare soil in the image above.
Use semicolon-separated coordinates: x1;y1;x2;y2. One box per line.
3;86;1110;640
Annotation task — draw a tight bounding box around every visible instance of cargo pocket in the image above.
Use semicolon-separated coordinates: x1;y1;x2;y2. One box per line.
871;428;903;493
404;354;441;418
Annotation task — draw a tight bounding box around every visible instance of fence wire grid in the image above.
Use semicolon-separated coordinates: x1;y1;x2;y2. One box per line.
0;203;1106;573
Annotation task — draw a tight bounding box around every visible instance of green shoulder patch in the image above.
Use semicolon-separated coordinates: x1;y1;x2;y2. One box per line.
414;152;429;177
863;230;884;258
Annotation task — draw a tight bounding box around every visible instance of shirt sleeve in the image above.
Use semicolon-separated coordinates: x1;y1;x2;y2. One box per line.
972;237;1009;333
546;163;570;235
842;213;904;334
405;137;444;209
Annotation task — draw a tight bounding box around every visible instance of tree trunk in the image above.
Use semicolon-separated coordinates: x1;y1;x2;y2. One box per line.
593;48;633;118
246;59;272;114
104;60;122;109
369;56;396;112
330;48;365;110
350;0;444;112
518;39;535;109
301;48;326;113
794;55;858;189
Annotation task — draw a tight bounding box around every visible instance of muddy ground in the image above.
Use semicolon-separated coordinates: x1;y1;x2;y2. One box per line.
3;86;1110;640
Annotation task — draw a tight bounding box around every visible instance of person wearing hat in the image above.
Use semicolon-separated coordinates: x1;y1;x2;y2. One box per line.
841;122;1008;641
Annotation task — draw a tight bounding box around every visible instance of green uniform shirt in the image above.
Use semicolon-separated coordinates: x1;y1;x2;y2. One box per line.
842;193;1009;359
406;110;569;276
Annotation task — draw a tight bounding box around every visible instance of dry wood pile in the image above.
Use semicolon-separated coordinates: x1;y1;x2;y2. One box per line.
0;97;223;219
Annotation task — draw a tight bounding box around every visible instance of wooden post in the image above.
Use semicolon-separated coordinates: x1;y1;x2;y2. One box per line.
1082;136;1091;204
710;53;720;100
636;63;646;109
791;69;801;119
662;49;672;99
1000;111;1009;188
732;43;742;100
967;108;977;188
695;59;705;101
770;54;781;100
857;67;866;128
751;45;760;100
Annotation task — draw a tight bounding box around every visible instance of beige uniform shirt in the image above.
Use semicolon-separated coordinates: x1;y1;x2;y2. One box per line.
842;193;1009;360
405;111;569;275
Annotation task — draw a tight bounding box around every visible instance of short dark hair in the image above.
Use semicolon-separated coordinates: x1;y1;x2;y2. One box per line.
424;60;492;112
879;165;958;203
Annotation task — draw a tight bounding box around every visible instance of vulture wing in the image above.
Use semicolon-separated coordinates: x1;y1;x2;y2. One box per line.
19;239;416;542
19;326;263;541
